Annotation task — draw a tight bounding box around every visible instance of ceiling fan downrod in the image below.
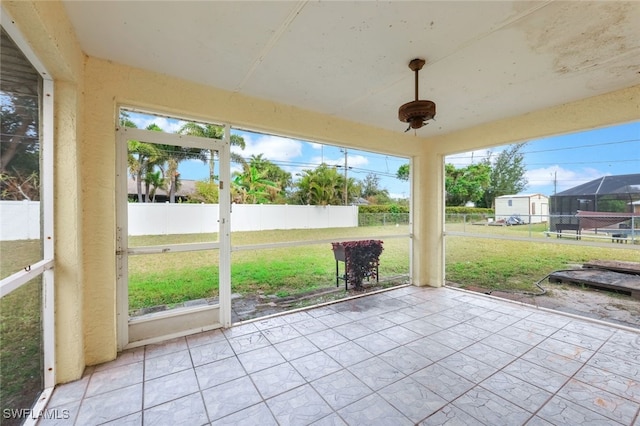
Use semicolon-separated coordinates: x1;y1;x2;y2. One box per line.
398;58;436;131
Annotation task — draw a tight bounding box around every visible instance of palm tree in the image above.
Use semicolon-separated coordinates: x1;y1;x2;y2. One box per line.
178;123;246;182
159;144;206;203
232;164;279;204
144;170;165;202
136;123;201;203
295;164;344;205
127;139;161;202
248;154;292;202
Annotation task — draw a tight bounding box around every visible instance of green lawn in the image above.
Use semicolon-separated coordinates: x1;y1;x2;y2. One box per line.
128;226;411;311
446;220;640;244
446;235;639;292
0;278;43;419
0;240;44;415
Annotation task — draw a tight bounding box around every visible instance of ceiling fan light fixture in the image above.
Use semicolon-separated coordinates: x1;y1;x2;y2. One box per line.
398;58;436;131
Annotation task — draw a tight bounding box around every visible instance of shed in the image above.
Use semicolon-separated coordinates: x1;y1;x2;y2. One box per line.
495;194;549;224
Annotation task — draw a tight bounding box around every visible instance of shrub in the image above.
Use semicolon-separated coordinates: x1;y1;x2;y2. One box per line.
359;205;409;214
332;240;383;289
445;206;494;215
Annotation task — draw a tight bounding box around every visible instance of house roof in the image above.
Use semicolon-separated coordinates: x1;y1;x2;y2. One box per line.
60;1;640;136
127;178;197;199
553;174;640;197
496;194;548;199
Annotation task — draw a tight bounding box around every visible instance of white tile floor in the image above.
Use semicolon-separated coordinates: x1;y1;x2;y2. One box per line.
42;286;640;425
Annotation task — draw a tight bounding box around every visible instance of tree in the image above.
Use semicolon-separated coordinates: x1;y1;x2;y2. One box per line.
1;93;40;200
178;122;246;181
395;161;491;206
160;143;207;203
396;164;410;181
232;164;278;204
125;119;164;202
480;143;528;208
445;163;491;206
144;170;165;203
145;121;208;203
361;173;391;204
0;170;39;200
247;154;292;203
187;180;219;204
293;164;358;206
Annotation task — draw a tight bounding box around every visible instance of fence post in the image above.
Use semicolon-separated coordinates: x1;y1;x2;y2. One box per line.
164;202;170;235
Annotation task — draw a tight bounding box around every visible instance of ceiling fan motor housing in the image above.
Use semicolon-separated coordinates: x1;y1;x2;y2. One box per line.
398;100;436;129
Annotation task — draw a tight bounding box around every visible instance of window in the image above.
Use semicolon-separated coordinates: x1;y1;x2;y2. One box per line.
0;17;55;417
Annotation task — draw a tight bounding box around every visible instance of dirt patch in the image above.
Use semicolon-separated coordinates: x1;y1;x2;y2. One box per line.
232;280;407;322
448;281;640;329
130;280;408;321
133;277;640;330
233;278;640;330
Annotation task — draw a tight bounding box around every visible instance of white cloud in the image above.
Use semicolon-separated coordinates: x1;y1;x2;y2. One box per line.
347;155;369;168
130;115;185;133
232;134;302;162
389;192;409;199
526;165;608;193
445;149;491;167
313;154;369;168
230;163;243;176
309;142;323;150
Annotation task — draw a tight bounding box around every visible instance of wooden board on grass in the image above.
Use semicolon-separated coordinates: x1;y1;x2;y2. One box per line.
583;260;640;275
549;269;640;299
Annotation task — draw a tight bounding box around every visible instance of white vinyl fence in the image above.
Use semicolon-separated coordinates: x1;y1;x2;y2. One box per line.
0;201;41;240
1;201;358;240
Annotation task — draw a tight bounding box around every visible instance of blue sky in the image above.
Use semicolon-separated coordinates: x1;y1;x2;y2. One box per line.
446;120;639;197
127;111;638;200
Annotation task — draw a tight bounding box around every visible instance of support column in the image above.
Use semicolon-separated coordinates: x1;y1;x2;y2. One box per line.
54;81;86;382
411;149;444;287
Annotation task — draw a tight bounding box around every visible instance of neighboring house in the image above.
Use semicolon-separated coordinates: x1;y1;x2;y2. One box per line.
353;197;370;206
495;194;549;224
127;178;197;203
550;173;640;215
549;173;640;231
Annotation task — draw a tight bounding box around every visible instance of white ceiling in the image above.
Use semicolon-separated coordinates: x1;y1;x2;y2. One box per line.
62;1;640;136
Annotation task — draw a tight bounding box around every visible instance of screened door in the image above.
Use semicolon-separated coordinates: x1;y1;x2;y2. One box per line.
116;124;231;349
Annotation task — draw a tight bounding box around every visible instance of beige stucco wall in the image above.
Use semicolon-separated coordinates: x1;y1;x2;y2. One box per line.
5;0;639;384
428;84;640;156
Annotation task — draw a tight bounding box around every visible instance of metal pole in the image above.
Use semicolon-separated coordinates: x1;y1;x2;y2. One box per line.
344;148;348;205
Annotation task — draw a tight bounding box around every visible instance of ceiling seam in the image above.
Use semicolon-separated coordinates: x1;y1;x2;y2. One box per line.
235;0;308;92
428;0;554;68
337;0;556;113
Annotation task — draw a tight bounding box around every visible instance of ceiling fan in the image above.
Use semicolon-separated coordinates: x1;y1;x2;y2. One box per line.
398;58;436;132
